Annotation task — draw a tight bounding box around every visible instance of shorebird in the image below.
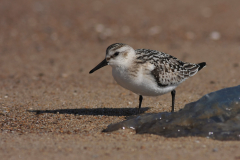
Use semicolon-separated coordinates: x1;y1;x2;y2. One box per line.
89;43;206;113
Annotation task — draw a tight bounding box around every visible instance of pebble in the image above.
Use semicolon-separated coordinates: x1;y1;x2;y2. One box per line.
212;148;218;152
148;26;161;35
95;24;105;33
210;31;221;40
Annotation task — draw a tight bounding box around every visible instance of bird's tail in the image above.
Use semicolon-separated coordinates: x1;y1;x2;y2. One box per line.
198;62;206;71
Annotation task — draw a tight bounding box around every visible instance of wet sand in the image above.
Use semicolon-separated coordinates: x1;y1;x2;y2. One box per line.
1;0;240;159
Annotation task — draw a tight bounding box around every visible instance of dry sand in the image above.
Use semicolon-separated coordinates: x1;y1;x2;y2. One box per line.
0;0;240;159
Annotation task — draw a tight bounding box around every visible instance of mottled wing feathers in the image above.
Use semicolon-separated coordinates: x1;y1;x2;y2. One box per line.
135;49;172;60
135;49;206;87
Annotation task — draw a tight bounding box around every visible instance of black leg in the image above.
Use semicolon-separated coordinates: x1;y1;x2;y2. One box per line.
171;90;176;112
138;95;143;114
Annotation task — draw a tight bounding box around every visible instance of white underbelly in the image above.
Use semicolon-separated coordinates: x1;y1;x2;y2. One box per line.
112;67;177;96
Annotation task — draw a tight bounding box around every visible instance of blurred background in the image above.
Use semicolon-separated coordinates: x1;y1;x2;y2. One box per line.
0;0;239;69
1;0;240;49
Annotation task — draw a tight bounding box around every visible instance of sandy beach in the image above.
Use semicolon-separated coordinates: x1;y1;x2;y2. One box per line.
1;0;240;159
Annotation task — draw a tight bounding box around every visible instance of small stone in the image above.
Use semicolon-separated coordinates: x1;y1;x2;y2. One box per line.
212;148;218;152
210;81;215;84
148;26;161;35
61;73;68;78
95;24;105;33
210;31;221;40
233;63;239;67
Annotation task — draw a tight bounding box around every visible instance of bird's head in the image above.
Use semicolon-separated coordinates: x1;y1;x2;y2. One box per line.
89;43;135;74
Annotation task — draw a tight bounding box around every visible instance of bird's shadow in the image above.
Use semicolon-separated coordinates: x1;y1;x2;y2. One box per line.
28;107;150;116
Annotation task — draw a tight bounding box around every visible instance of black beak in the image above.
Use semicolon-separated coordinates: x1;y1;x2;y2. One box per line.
89;59;108;74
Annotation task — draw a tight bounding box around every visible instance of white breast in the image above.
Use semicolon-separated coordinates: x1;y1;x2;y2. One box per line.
111;64;178;96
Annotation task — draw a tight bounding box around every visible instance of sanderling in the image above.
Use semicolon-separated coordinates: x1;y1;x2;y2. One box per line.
89;43;206;113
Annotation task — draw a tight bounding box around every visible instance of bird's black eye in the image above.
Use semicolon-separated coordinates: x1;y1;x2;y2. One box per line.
114;52;119;57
